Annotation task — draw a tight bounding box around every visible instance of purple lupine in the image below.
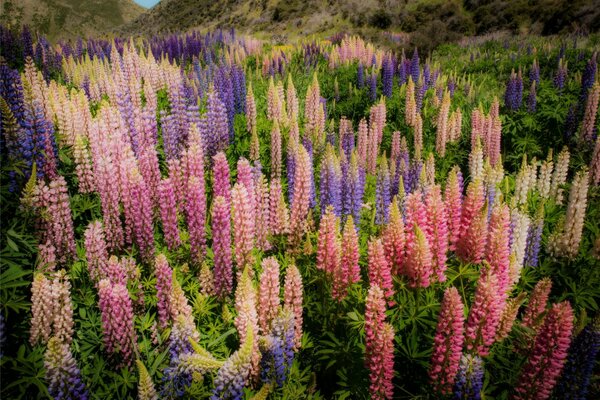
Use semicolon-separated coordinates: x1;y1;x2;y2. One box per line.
580;53;597;103
453;354;484;400
342;152;365;227
375;156;391;225
554;318;600;400
382;56;394;98
505;69;523;111
416;81;427;113
529;59;540;87
203;90;229;159
554;58;567;91
357;62;365;89
524;216;543;267
44;337;89;400
410;48;420;86
527;81;537;113
564;104;578;140
213;151;231;203
320;148;342;216
260;312;295;388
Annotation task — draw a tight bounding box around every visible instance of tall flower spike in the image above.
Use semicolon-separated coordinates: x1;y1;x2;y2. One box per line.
30;273;53;345
159;178;181;251
136;360;158;400
522;278;552;332
234;268;258;345
258;257;281;334
429;287;465;395
246;82;257;135
424;185;449;282
213;151;231;203
550;147;570;204
513;302;574;400
465;268;502;356
368;239;394;304
334;216;361;301
283;264;303;350
456;179;485;262
212;196;234;298
375;156;391;225
496;292;527;342
509;208;531;285
486;201;511;294
444;166;463;251
186;175;207;262
44;337;89;400
289;145;312;244
84;221;108;283
50;270;74;345
270;121;282;178
320;146;342;216
317;206;341;276
231;179;256;274
269;177;289;235
155;254;173;329
383;198;405;275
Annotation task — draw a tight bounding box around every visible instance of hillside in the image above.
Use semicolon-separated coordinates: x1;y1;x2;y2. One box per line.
0;0;144;40
123;0;600;49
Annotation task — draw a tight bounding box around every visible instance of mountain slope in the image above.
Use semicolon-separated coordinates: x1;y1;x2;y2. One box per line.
0;0;145;40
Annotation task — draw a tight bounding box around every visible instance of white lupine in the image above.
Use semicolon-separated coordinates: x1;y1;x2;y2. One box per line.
537;150;554;198
509;209;531;285
550;147;570;204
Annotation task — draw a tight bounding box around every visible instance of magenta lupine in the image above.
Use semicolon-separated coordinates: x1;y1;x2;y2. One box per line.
138;145;161;207
212;196;233;298
84;221;108;282
368;239;394;305
98;279;137;366
456;179;485;262
513;302;574;400
155;254;173;329
404;192;433;287
333;216;361;300
167;158;186;209
258;257;281;334
429;287;465;394
231;183;255;273
283;264;303;350
365;285;394;400
382;198;405;275
269;177;289;235
186;176;207;262
213;151;231;203
289;145;312;243
316;207;341;276
522;278;552;332
465;269;503;356
424;185;449;282
237;157;256;214
485;203;511;295
444;166;463;251
158;178;181;250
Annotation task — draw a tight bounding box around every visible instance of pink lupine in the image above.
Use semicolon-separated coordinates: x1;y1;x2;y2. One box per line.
37;242;57;272
284;264;303;349
317;207;341;276
270;121;282;178
269;177;289;235
94;155;124;251
212;195;233;298
49;271;74;345
30;273;54;345
73;134;95;193
591;137;600;185
424;185;449;282
383;198;405;275
98;279;137;366
84;221;108;282
404;225;434;288
183;124;205;181
186;175;207;262
169;271;195;323
126;169;155;261
487;99;502;167
237;158;256;214
333;216;361;300
246;82;257;135
357;118;369;169
465;268;503;356
258;257;281;334
254;171;271;251
155;254;173;329
513;302;574;400
486;203;511;295
365;285;394;400
429;287;465;394
158;178;181;250
368;239;394;305
496;292;527;342
444;166;463;251
234;267;258;345
138;145;161;207
414;113;423;160
289;145;312;243
231;183;255;273
459;206;489;265
286;75;299;121
581;83;599;143
522;278;552;332
390;131;401;163
456;179;485;261
167;158;186;208
104;255;127;286
213;151;231;203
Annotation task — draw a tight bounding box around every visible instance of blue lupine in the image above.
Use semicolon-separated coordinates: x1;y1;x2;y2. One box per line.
357;62;364;89
341;152;365;228
382;56;394;98
527;81;537;113
375;156;391;225
369;71;377;102
554;318;600;400
320;148;342;216
554;58;568;91
453;354;484;400
410;48;420;86
287;147;297;204
161;320;196;398
44;338;89;400
398;53;408;85
580;53;597;103
21;26;34;60
529;59;540;87
524;216;544;267
504;69;523;111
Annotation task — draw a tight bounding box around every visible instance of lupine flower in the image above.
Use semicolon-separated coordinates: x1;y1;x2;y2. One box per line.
496;292;527;342
212;196;233;298
186;176;207;262
213;151;231;203
374;156;391;225
453;354;484;400
456;179;485;261
174;339;223;381
258;257;281;334
465;268;502;356
268;177;289;235
424;185;449;282
485;203;511;295
436;90;451;156
591;136;600;186
234;267;258;346
126;169;156;261
553;58;568;91
211;326;254;400
527;81;537;112
332;216;361;301
368;239;394;305
155;254;173;329
259;311;296;388
504;68;523;111
231;183;255;273
405;77;417;127
283;264;303;350
430;287;465;394
84;221;108;283
537;150;554;198
203;89;229;158
289;145;312;243
445;167;463;251
549;147;570;204
44;337;89;400
92;156;122;251
513;301;574;400
580;53;597;103
320;146;342;216
554;317;600;399
404;192;433;287
581;82;599;143
341;151;365;226
98;279;137;366
317;206;341;276
522;278;552;332
524;212;544;267
382;198;405;275
410;49;420;85
136;360;159;400
30;273;54;345
246;82;257;135
365;285;394;400
159;178;181;250
50;271;74;346
270;121;282;178
73;135;95;193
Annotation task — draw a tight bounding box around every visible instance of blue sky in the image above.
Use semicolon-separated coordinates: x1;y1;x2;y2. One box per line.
134;0;160;8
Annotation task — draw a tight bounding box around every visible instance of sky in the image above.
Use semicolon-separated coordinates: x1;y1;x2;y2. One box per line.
134;0;160;8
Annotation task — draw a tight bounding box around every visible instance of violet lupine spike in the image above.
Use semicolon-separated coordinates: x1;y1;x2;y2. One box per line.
375;156;391;225
44;337;89;400
213;151;231;203
453;354;484;400
320;146;342;217
524;216;543;268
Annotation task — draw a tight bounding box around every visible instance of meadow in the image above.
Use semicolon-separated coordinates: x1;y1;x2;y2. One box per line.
0;27;599;399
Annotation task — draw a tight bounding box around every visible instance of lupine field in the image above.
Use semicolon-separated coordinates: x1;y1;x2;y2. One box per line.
0;26;599;400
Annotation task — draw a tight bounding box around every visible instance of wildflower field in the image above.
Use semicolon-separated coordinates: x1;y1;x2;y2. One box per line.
0;27;599;399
